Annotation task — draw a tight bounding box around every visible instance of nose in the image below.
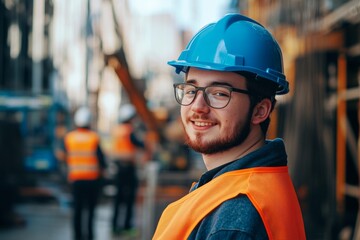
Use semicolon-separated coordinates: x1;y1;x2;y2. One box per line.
190;90;210;113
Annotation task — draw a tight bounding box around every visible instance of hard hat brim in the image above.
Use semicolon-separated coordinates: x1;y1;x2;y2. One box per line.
168;60;289;95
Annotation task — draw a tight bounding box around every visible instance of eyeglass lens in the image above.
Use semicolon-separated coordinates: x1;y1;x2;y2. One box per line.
174;84;232;109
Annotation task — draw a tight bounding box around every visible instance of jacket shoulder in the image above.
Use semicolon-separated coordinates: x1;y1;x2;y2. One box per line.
189;195;268;239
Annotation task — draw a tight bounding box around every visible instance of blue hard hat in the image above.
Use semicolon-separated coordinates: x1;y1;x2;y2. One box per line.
168;13;289;95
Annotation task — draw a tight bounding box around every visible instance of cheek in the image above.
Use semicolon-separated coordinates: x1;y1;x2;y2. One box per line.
217;112;233;131
222;117;235;131
226;99;251;121
222;117;229;127
220;108;248;129
180;107;188;124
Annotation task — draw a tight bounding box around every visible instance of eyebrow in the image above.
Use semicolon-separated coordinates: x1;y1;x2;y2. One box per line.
186;79;235;88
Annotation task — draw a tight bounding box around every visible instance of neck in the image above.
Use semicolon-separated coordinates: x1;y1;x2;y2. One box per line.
202;134;265;170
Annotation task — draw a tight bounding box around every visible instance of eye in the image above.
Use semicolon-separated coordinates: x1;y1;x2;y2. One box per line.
213;91;229;97
183;86;196;95
207;87;230;98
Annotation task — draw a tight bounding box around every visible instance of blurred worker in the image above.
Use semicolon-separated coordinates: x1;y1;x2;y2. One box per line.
63;107;106;240
111;104;146;236
153;13;306;239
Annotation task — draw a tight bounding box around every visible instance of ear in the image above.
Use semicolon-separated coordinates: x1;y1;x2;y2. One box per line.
251;98;273;125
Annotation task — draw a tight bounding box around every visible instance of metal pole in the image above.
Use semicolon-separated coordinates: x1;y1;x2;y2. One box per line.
352;85;360;240
142;161;159;240
32;0;45;94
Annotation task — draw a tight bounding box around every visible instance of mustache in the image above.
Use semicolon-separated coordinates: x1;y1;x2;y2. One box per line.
189;113;211;121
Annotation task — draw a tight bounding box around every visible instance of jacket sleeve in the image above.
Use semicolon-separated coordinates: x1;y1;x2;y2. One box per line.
96;145;107;169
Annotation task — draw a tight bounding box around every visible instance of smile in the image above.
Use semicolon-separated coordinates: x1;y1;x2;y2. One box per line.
193;121;215;127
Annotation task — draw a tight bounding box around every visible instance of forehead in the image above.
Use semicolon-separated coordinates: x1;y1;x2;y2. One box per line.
186;68;247;88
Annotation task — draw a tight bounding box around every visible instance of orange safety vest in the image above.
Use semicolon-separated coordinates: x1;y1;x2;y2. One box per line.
112;124;136;160
153;167;306;240
64;129;101;182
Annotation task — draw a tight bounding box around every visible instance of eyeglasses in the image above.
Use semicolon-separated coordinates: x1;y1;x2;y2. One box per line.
173;83;253;109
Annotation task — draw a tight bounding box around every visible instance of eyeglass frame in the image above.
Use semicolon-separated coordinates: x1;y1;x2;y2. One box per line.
173;83;256;109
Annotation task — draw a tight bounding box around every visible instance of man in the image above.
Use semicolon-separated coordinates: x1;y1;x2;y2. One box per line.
153;13;306;240
63;107;106;240
111;104;146;235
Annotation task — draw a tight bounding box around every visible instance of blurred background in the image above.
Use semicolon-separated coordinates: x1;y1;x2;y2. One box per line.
0;0;359;239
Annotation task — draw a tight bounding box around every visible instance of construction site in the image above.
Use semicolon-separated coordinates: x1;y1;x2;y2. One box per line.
0;0;359;239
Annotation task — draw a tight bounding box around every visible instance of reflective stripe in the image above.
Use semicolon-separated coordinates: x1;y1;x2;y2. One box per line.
67;150;97;157
69;165;99;171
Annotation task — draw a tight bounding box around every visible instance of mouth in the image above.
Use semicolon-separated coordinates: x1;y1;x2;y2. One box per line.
190;118;217;131
193;121;215;127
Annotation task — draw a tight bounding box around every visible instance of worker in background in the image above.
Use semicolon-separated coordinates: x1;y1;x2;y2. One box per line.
62;107;106;240
153;13;306;239
111;104;146;236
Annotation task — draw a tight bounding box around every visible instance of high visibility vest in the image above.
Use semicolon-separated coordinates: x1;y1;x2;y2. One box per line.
153;167;306;240
64;129;100;182
112;124;136;160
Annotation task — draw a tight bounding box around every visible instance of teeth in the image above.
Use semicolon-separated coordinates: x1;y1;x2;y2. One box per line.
194;121;213;126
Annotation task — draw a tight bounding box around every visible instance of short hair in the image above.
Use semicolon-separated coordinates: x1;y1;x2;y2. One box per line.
239;72;278;135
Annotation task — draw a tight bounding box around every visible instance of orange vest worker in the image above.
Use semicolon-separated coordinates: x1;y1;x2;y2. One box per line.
64;128;101;182
112;123;136;161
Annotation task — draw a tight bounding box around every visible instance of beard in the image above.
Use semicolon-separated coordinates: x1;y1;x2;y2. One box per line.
184;110;253;155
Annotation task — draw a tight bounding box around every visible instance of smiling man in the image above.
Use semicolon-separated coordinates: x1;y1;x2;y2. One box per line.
153;13;306;240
